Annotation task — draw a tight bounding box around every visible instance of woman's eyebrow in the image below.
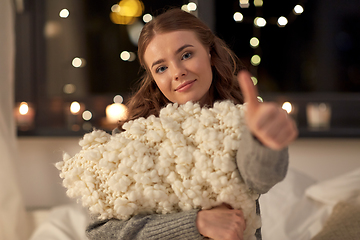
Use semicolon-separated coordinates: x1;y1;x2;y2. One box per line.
175;44;194;55
151;44;194;69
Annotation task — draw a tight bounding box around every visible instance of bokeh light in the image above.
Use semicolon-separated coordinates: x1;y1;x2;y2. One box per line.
59;9;69;18
294;5;304;15
277;16;288;27
120;51;131;61
63;84;76;94
254;17;266;27
233;12;244;22
251;55;261;66
106;103;128;123
72;57;86;68
251;76;258;86
143;13;152;23
239;0;250;8
282;102;293;113
187;2;197;11
254;0;263;7
250;37;259;48
19;102;29;115
70;101;81;114
110;0;144;25
113;95;124;104
82;110;93;121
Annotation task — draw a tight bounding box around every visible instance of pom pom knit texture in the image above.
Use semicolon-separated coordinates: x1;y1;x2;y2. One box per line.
56;101;261;239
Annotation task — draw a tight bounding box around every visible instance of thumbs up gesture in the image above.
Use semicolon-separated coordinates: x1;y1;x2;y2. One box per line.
238;71;298;150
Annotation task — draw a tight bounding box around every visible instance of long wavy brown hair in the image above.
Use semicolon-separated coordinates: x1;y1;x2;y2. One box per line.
118;8;245;129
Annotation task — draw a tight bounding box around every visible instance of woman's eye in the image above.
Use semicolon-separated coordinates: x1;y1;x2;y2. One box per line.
182;52;192;60
156;66;167;73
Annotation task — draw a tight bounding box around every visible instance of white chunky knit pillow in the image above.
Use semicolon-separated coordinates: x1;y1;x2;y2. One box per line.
56;100;261;239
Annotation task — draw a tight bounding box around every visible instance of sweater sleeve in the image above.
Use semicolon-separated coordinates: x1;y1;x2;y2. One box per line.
236;127;289;194
85;209;204;240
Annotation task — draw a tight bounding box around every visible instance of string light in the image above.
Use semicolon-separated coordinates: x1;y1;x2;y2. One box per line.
251;55;261;66
254;17;266;27
113;95;124;104
253;0;263;7
63;84;76;94
187;2;197;12
235;2;305;26
82;110;92;121
251;76;258;85
59;9;69;18
282;102;293;113
250;37;259;48
72;57;86;68
277;16;288;27
233;12;244;22
293;5;304;15
239;0;250;8
143;13;152;23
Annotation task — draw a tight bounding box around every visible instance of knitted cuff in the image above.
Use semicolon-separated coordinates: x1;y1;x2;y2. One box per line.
142;209;204;240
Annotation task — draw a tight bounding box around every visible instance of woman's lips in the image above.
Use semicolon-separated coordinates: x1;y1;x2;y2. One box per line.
175;80;196;92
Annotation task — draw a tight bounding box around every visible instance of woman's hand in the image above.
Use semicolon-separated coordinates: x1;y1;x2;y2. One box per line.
238;71;298;150
196;203;246;240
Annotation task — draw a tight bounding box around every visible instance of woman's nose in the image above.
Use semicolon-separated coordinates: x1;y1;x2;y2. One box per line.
172;63;187;80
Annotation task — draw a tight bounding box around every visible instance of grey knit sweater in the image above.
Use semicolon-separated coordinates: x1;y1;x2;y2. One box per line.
86;128;289;240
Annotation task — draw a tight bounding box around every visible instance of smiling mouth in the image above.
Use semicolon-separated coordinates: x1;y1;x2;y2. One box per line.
175;80;196;91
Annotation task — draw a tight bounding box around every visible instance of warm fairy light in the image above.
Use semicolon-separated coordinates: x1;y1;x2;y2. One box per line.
63;84;76;94
181;4;189;12
251;55;261;66
19;102;29;115
72;57;86;68
277;16;288;27
143;13;152;23
233;12;244;22
70;101;81;114
250;37;259;48
294;5;304;15
113;95;124;104
257;96;263;102
254;0;263;7
106;103;128;123
120;51;131;61
251;76;258;86
187;2;197;12
254;17;266;27
59;9;69;18
239;0;250;8
282;102;293;113
82;110;92;121
111;4;120;12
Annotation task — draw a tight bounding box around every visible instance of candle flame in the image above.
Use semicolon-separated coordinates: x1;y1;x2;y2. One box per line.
19;102;29;115
70;101;81;114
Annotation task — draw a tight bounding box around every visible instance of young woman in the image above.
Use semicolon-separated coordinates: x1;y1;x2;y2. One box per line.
86;8;297;240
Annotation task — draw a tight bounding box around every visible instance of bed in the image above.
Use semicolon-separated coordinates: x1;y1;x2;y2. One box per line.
28;166;360;240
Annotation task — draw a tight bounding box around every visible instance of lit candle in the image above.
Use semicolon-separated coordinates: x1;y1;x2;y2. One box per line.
106;103;128;124
66;101;84;131
14;102;35;131
306;102;331;130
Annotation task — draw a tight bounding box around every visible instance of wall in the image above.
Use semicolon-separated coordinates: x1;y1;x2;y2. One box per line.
15;136;360;209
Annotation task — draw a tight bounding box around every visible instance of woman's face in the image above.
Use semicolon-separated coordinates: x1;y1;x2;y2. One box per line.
144;30;213;105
